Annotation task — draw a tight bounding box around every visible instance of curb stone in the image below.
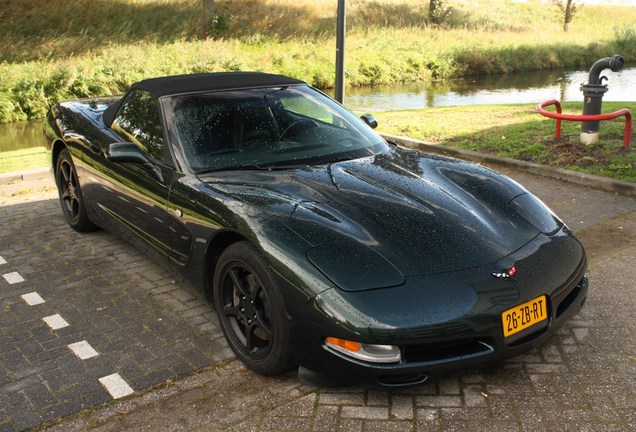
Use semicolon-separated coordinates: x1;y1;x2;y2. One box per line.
0;167;50;185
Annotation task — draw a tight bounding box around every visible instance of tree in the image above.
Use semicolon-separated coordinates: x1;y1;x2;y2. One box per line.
552;0;582;32
202;0;215;35
428;0;449;26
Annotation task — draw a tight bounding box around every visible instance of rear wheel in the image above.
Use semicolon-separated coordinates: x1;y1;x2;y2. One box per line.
55;148;96;232
213;241;293;375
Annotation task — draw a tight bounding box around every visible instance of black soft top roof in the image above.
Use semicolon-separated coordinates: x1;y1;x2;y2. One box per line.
103;72;306;126
132;72;305;98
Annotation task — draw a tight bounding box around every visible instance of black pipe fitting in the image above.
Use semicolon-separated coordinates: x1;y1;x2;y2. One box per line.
587;54;624;85
580;54;624;143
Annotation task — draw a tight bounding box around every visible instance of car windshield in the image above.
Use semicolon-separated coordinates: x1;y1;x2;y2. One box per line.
165;85;388;172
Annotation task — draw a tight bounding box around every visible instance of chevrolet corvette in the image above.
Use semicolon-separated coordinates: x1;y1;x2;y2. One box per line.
45;72;588;388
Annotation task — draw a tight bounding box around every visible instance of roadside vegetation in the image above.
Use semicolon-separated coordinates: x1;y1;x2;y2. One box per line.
0;148;48;174
375;101;636;182
1;0;636;123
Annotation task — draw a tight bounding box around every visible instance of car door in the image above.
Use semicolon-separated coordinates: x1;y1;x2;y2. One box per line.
83;89;175;261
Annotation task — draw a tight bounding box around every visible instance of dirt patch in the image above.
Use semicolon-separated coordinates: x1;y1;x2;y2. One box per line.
0;178;56;205
542;134;633;169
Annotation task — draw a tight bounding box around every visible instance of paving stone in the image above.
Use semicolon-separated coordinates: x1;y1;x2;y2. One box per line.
416;395;463;408
312;405;339;431
338;418;364;432
364;420;414;432
415;408;441;430
390;395;414;420
6;398;42;432
341;405;389;420
260;415;313;431
366;391;389;406
319;392;366;406
462;385;488;407
438;378;461;395
22;382;58;410
270;393;316;417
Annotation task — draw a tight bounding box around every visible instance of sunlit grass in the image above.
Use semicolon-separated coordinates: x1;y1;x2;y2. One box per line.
0;147;48;174
375;101;636;182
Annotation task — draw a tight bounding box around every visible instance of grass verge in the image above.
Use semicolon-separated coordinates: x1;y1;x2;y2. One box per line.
0;147;48;175
375;102;636;182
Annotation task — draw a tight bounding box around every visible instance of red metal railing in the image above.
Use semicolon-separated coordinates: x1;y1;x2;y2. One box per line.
536;99;632;149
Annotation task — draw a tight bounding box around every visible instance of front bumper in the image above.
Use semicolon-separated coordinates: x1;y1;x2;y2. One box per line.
288;229;588;388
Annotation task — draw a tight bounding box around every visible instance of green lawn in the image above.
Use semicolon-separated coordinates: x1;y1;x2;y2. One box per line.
374;102;636;182
0;147;48;174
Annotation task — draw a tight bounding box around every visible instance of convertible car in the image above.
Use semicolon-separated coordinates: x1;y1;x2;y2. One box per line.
45;72;588;388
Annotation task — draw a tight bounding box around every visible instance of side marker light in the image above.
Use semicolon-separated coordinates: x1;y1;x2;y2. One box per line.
324;337;401;363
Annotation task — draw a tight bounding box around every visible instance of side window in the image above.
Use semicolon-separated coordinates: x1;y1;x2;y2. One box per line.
112;89;164;161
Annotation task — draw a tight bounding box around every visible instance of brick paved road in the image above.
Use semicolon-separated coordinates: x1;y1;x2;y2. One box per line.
1;169;635;432
0;187;233;431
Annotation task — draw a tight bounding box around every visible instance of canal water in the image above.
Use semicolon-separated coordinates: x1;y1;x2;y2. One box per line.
343;66;636;111
2;67;635;152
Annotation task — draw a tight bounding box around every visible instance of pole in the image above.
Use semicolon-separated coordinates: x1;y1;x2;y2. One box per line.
335;0;345;103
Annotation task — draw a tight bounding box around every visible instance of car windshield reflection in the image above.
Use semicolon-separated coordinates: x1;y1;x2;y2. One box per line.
166;85;388;172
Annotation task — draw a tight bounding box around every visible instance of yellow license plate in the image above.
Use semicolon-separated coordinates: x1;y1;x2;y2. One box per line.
502;295;548;338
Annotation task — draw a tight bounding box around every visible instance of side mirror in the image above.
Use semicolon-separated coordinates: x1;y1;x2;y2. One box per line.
360;114;378;129
108;142;151;164
108;143;163;182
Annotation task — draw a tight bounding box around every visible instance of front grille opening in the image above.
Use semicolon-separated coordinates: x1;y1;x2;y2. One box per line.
556;277;586;318
403;338;493;363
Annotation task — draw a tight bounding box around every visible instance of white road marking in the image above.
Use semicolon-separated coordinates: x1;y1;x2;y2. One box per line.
68;341;99;360
43;314;70;330
99;373;134;399
3;272;24;284
21;292;45;306
0;256;6;265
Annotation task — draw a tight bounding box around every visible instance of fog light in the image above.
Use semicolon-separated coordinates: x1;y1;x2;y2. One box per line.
324;337;401;363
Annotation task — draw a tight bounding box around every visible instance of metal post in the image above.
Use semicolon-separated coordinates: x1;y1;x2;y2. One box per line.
335;0;346;104
580;55;624;145
580;83;608;144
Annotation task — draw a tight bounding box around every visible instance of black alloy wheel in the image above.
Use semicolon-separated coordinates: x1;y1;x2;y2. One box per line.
214;241;293;375
55;148;96;232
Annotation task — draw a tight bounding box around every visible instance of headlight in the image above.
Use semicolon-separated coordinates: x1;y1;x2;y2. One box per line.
509;193;563;235
325;337;401;363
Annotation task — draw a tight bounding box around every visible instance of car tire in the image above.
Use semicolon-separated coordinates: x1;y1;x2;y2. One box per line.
213;241;293;375
55;148;97;232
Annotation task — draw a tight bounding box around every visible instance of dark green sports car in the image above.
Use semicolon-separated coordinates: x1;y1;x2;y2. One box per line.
45;72;588;388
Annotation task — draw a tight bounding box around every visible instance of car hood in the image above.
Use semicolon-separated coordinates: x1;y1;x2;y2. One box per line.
200;148;541;284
